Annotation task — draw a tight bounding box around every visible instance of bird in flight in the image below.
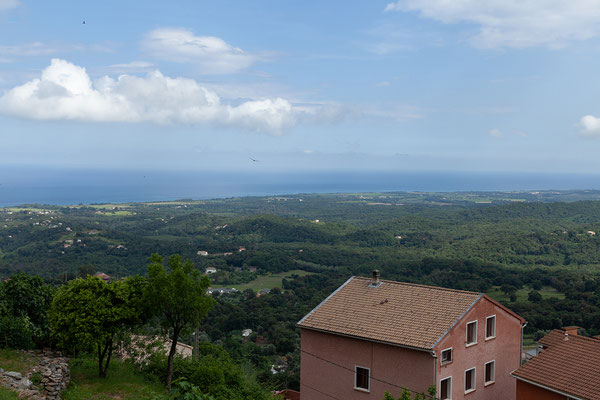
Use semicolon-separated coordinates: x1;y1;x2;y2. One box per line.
83;20;85;24
249;157;259;162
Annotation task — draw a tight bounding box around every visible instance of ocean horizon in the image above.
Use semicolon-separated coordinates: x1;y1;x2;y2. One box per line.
1;167;600;207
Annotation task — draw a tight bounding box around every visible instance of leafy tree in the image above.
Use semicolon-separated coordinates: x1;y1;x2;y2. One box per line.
146;254;215;391
528;290;542;302
49;275;147;377
0;272;54;346
382;386;437;399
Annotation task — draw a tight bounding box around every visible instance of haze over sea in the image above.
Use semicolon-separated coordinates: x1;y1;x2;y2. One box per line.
1;167;600;207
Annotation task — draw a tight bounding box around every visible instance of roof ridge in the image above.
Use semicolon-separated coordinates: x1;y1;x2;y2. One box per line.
354;276;480;295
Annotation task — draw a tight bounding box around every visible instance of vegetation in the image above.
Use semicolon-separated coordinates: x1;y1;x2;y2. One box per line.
3;191;600;395
0;349;38;373
62;357;167;400
49;275;148;377
146;254;214;390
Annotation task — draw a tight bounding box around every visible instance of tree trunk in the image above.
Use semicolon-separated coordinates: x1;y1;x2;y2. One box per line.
98;339;110;377
103;337;113;376
166;327;181;392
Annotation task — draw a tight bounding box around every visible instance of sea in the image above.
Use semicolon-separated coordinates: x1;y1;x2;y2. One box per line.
1;167;600;207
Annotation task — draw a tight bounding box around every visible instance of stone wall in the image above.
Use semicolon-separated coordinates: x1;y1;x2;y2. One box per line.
0;351;70;400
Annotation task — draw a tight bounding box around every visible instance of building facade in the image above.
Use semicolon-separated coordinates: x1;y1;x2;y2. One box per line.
298;272;525;400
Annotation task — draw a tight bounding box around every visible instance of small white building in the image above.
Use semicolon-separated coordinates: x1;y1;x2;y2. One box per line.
197;250;209;256
242;329;252;337
205;267;217;274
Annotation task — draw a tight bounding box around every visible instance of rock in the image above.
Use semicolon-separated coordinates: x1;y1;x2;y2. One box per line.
14;378;31;390
5;371;22;380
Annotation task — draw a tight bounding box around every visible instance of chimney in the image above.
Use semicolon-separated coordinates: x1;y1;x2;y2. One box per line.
562;326;579;336
372;270;380;285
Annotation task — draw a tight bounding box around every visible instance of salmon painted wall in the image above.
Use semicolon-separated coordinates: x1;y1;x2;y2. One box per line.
515;380;568;400
300;328;435;400
433;296;523;400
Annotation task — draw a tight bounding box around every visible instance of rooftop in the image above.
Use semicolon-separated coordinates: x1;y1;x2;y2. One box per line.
298;276;485;350
512;329;600;400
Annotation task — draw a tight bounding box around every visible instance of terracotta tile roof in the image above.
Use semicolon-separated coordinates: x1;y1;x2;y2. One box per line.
298;276;482;350
512;330;600;400
537;329;566;348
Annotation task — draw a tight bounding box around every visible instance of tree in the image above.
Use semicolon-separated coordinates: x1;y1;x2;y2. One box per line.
382;386;437;400
0;272;55;347
528;290;542;303
146;254;215;391
49;275;147;377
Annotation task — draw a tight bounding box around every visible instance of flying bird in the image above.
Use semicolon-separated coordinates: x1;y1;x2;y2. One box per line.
249;157;259;163
82;21;85;24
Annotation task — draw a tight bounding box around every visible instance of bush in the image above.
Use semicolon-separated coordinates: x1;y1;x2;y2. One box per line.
0;316;34;349
143;342;270;400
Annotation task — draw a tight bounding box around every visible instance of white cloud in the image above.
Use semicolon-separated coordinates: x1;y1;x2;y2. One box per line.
384;0;600;48
580;115;600;137
0;42;57;57
142;28;259;74
0;59;295;134
0;0;18;11
489;128;503;138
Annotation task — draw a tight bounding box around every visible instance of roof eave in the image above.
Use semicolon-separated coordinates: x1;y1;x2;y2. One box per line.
510;373;584;400
430;293;483;350
299;325;434;354
482;294;527;324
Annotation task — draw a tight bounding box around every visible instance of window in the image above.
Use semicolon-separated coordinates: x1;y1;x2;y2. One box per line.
465;368;476;393
486;315;496;339
485;361;495;385
466;321;477;346
354;366;370;392
441;348;453;365
440;377;452;400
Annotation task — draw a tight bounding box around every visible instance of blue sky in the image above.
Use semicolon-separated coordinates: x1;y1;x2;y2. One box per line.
1;0;600;173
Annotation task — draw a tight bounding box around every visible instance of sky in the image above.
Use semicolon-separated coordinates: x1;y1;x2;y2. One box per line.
1;0;600;173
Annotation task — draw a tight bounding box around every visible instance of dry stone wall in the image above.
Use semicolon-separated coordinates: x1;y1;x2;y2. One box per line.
0;350;70;400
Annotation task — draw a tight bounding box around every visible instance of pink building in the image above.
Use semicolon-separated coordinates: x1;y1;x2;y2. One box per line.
298;271;525;400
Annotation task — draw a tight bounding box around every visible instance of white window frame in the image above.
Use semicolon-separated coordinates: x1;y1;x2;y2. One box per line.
485;315;496;340
484;360;495;386
466;320;478;346
440;347;453;365
354;365;370;392
440;376;452;400
464;367;476;394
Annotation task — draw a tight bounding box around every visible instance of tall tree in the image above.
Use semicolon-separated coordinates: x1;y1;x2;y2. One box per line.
49;275;147;377
146;254;214;391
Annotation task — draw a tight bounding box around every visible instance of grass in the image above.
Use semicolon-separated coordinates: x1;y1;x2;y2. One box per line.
212;269;315;292
0;349;38;373
62;357;167;400
0;349;37;400
486;285;565;303
0;387;18;400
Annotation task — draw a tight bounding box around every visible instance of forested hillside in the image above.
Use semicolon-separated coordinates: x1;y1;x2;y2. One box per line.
2;190;600;392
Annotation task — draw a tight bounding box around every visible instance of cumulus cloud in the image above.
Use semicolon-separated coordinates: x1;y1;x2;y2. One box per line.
0;59;294;134
580;115;600;137
0;0;18;11
384;0;600;48
142;28;259;74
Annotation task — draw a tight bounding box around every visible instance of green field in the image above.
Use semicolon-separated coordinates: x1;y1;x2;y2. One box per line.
212;269;315;292
486;286;565;303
